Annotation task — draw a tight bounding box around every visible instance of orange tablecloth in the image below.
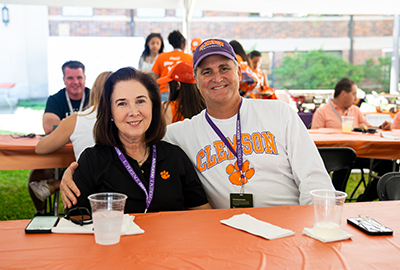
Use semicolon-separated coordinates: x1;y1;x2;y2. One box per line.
310;128;400;160
0;201;399;269
0;135;75;170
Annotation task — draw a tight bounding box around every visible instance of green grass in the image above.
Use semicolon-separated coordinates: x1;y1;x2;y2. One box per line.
0;170;64;221
16;99;46;110
0;170;366;221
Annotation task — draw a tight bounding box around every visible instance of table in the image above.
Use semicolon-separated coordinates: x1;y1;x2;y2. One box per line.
0;201;399;269
0;134;75;216
309;128;400;160
0;134;75;170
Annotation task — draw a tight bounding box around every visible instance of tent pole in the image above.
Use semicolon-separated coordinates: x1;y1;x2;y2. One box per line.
390;14;399;95
183;0;195;54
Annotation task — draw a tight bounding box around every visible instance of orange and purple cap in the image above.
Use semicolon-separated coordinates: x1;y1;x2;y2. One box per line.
193;38;238;70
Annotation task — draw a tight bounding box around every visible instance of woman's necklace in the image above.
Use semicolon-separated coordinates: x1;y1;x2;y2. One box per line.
138;147;148;167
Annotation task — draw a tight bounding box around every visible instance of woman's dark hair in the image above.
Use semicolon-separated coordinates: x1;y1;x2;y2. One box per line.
334;78;355;98
94;67;166;147
141;33;164;57
166;81;206;121
229;40;254;70
168;30;186;49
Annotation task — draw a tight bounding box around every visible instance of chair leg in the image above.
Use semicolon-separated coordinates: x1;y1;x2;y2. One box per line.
348;168;367;202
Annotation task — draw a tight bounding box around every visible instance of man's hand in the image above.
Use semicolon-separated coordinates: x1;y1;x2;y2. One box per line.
60;162;80;209
380;121;392;130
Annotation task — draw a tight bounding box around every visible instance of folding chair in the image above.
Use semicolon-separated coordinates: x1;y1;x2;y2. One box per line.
377;172;400;201
317;147;357;194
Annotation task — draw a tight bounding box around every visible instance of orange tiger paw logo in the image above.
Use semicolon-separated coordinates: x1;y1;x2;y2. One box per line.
160;170;170;180
226;160;255;186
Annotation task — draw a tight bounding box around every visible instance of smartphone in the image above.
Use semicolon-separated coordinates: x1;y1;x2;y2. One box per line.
25;216;60;234
347;217;393;236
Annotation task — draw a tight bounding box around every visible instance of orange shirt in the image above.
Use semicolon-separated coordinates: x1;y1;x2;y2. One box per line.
152;50;193;94
311;100;370;129
170;100;184;123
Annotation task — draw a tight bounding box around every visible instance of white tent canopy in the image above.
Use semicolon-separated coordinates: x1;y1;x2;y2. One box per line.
3;0;400;14
2;0;400;93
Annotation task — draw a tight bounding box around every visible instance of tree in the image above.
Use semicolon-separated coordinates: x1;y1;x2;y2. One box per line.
362;57;391;92
273;50;364;89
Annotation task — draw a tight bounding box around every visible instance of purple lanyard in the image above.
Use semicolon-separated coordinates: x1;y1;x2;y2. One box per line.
205;99;244;182
114;145;157;213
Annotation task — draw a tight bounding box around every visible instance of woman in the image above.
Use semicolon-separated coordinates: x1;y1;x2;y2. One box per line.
138;33;164;73
157;62;205;125
229;40;259;98
31;71;112;203
72;67;210;213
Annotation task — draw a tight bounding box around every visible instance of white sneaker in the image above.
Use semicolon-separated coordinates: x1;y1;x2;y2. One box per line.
29;180;56;202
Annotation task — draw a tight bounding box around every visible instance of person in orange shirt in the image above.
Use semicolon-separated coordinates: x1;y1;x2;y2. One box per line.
248;50;278;100
152;30;193;102
157;62;205;125
229;40;259;98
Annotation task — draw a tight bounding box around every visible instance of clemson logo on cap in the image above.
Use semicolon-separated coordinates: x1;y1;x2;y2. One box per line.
199;40;224;51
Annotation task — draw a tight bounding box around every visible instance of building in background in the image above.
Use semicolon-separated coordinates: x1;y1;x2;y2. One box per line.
0;4;398;105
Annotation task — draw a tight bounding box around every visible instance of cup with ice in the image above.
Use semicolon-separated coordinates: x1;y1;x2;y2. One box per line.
88;192;127;245
310;189;347;240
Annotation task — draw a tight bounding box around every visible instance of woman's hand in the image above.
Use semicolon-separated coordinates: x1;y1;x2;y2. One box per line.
60;162;81;209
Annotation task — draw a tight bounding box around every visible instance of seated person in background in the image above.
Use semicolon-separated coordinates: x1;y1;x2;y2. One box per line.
311;77;391;130
248;50;278;100
158;62;206;125
393;112;400;129
61;39;334;210
36;71;112;160
28;60;90;215
70;67;211;213
311;77;396;199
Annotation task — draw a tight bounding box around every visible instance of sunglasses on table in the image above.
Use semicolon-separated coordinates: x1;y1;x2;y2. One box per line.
65;207;93;226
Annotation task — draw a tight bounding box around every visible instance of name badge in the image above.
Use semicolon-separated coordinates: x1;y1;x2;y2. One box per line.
230;193;253;208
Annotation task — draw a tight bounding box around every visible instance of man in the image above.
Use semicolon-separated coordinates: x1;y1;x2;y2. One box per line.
311;78;395;200
61;39;333;209
311;78;391;130
152;30;193;102
43;61;90;134
29;60;90;214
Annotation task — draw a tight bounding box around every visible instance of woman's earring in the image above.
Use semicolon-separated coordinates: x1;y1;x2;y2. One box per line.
111;119;114;121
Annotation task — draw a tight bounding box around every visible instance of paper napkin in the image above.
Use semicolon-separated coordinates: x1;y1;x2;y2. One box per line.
302;227;352;243
220;213;295;240
52;214;144;235
381;132;400;140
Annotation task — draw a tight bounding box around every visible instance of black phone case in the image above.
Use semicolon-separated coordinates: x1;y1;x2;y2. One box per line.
347;217;393;236
25;216;60;234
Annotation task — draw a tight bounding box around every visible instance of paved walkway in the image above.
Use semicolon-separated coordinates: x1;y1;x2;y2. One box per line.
0;106;44;134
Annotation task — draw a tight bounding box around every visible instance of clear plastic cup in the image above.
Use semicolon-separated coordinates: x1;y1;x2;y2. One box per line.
341;116;354;133
88;192;127;245
310;189;347;240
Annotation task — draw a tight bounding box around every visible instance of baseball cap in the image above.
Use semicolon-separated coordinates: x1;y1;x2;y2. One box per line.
157;62;196;85
193;39;238;70
191;37;202;52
